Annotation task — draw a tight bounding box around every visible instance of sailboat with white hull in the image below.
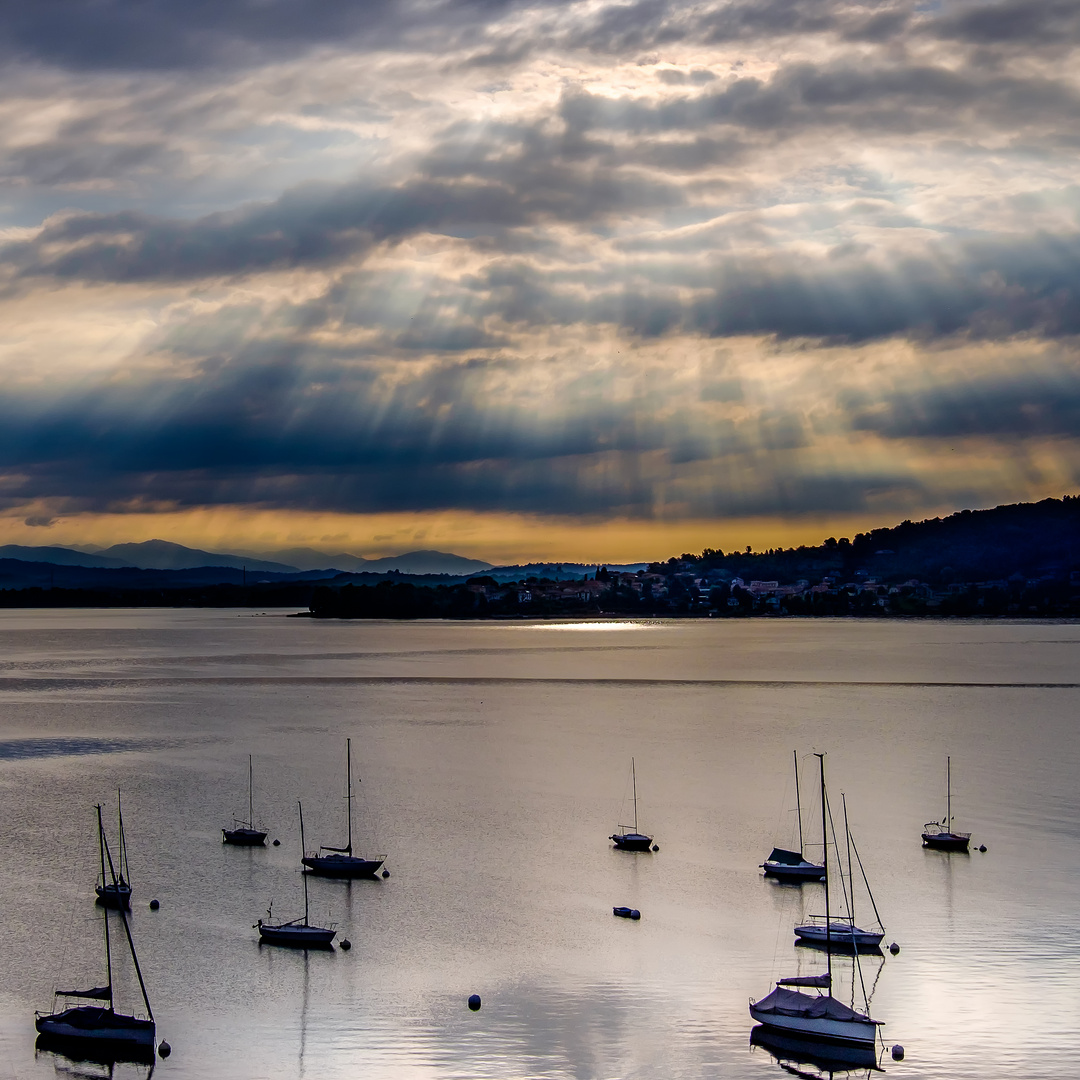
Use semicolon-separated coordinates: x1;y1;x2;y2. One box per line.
37;805;156;1062
301;738;385;879
750;754;883;1049
258;802;337;947
609;758;654;852
762;751;826;882
223;755;267;845
921;755;971;852
796;794;885;952
95;790;132;910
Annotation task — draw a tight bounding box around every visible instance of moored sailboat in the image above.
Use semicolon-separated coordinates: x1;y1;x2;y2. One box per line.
921;755;971;851
762;751;826;882
37;805;156;1062
750;754;883;1048
609;757;654;852
258;802;337;947
301;738;385;879
796;794;885;951
223;754;267;845
95;790;132;910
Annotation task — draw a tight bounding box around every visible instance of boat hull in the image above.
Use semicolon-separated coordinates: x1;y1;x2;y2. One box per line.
749;1002;880;1047
302;853;384;878
795;923;884;948
94;883;131;910
750;1025;880;1070
258;921;336;947
610;832;653;852
223;827;267;846
762;861;825;881
36;1007;155;1053
922;830;971;852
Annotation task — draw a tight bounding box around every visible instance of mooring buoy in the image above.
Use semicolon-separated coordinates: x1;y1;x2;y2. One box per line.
889;942;900;955
149;899;160;911
468;994;481;1011
382;869;390;878
158;1040;171;1059
891;1045;905;1061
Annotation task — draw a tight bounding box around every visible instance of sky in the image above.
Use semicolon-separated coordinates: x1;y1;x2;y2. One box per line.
0;0;1078;563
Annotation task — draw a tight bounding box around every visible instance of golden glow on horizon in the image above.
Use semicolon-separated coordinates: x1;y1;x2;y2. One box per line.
0;503;1024;565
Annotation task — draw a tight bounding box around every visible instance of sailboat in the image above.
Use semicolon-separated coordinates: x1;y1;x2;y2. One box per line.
95;791;132;910
750;754;883;1048
301;738;385;878
36;805;156;1061
762;751;826;881
796;794;885;951
921;755;971;851
258;802;337;947
609;757;654;852
223;755;268;845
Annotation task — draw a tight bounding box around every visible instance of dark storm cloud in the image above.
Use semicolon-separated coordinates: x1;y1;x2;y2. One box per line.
850;371;1080;439
0;0;543;72
465;229;1080;343
559;63;1080;140
2;138;682;282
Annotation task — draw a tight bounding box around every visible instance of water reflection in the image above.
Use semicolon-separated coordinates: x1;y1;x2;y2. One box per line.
749;1026;883;1076
35;1035;156;1077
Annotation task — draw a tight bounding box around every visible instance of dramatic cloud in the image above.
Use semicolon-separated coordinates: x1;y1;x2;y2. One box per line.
0;0;1078;556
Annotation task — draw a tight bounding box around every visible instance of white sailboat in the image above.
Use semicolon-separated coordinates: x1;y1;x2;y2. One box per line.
95;790;132;910
610;757;654;852
301;738;385;878
750;754;883;1048
258;802;337;947
795;794;885;951
762;751;826;882
37;805;156;1062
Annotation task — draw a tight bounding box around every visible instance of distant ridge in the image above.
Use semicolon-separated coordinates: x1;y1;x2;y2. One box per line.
98;540;298;573
0;545;129;569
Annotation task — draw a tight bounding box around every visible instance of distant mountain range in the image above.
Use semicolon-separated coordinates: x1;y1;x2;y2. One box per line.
0;540;495;577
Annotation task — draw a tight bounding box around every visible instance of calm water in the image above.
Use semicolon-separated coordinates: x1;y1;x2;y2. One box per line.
0;610;1076;1079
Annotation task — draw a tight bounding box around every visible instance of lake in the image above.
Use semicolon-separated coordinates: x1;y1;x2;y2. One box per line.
0;610;1076;1079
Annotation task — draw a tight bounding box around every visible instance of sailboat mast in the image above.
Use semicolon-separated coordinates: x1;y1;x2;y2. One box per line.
815;753;831;986
793;750;804;853
96;805;114;1010
346;738;353;857
946;755;952;830
632;757;638;834
248;754;254;828
843;792;854;924
117;789;127;883
115;907;154;1023
299;801;310;927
